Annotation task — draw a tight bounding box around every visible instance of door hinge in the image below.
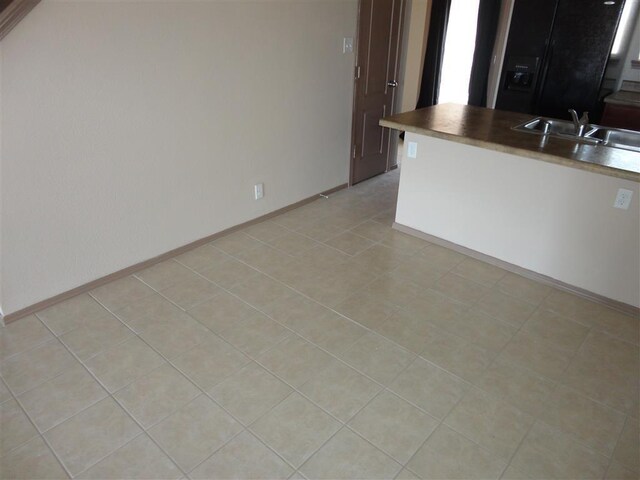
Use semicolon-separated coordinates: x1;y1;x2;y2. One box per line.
352;144;357;159
355;65;361;80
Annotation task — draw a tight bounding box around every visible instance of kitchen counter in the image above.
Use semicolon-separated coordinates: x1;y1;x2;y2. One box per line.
380;103;639;182
604;90;640;107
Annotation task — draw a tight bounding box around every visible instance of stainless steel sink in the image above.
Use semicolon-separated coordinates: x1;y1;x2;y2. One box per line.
512;116;640;152
584;127;640;153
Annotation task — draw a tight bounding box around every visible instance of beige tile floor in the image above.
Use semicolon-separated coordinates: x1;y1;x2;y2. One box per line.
1;168;639;479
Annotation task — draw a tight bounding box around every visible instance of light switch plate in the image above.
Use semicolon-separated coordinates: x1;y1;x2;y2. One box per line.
343;37;353;53
407;141;418;158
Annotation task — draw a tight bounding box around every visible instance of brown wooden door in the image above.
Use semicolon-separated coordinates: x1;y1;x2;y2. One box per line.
350;0;405;185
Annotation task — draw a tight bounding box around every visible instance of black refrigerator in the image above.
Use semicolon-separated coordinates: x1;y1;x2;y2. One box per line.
495;0;625;123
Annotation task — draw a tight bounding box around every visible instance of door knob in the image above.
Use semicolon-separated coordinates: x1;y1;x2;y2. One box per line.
387;81;398;88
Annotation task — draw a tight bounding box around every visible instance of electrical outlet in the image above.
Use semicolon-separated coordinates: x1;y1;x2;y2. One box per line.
407;141;418;158
254;183;264;200
614;188;633;210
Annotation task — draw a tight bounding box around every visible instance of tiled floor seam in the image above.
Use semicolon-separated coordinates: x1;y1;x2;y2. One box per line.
22;316;193;479
0;377;73;478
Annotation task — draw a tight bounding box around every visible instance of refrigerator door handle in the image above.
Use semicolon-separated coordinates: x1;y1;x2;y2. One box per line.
534;43;554;114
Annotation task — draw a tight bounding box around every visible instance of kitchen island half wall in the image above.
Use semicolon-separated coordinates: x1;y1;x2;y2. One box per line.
382;105;640;309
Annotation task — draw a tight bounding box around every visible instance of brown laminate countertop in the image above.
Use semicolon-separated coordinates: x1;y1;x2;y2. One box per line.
604;90;640;107
380;104;640;182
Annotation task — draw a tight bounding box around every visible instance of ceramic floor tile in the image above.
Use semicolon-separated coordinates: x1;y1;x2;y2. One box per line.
250;393;341;468
0;338;78;395
171;334;250;391
113;293;183;326
0;436;69;479
230;274;296;311
36;294;111;336
0;378;10;404
77;434;182;480
0;315;55;361
84;336;165;393
441;309;518;352
324;231;375;256
218;311;290;358
537;384;626;456
364;273;423;308
257;335;336;388
509;421;609;479
299;362;382;422
605;460;638;480
190;430;294;480
450;258;506;286
139;313;212;360
348;391;438;464
296;244;350;272
520;308;590;353
349;245;412;277
0;398;39;458
338;332;415;385
209;362;293;425
212;232;264;256
159;275;220;310
90;276;156;311
396;468;420;479
300;428;401;479
174;244;229;273
261;293;328;331
186;291;257;333
475;289;537;328
561;331;639;414
420;335;495;384
199;258;260;289
391;257;446;289
234;243;296;275
414;244;465;272
295;309;367;356
498;331;574;381
18;363;107;432
496;273;551;305
444;388;534;461
243;220;289;242
433;273;489;305
114;364;200;429
350;220;394;242
149;395;242;471
266;231;320;257
388;357;468;420
612;416;640;474
335;291;397;331
44;397;141;477
406;425;507;480
475;358;555;417
60;314;134;361
136;260;202;291
380;230;429;254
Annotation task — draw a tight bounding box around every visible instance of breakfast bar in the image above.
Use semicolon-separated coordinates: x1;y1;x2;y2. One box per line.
381;104;640;309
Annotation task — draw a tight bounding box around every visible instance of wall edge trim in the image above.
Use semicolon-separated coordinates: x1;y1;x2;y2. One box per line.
394;222;640;317
2;183;348;325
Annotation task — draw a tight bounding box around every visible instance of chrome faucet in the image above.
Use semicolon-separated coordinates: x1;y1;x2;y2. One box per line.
568;109;589;137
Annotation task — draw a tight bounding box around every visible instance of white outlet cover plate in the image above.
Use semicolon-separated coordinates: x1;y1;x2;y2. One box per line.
614;188;633;210
254;183;264;200
343;37;353;53
407;142;418;158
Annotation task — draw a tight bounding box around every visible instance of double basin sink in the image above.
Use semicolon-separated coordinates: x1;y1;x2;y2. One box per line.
513;117;640;153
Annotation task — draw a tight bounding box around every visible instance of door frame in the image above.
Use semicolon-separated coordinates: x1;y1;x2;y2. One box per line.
349;0;407;186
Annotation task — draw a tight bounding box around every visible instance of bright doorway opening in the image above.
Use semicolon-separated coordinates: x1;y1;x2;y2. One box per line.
438;0;481;105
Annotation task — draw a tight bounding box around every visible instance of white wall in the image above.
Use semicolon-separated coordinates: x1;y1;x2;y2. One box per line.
397;133;640;307
0;0;357;315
